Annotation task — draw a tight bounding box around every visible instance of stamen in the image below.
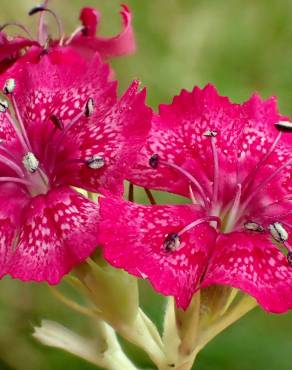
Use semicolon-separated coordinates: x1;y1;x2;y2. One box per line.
37;0;49;45
242;158;292;211
0;141;19;161
204;130;219;208
0;22;34;39
55;109;86;150
149;154;209;207
149;154;159;169
29;6;64;44
164;233;180;252
269;222;289;242
2;103;30;151
22;152;39;173
177;216;221;236
242;131;282;191
3;78;16;94
203;130;217;137
244;221;264;232
0;99;8;113
0;153;24;177
10;93;32;151
163;216;221;252
275;120;292;133
65;25;84;45
86;155;105;169
85;98;94;117
0;176;31;186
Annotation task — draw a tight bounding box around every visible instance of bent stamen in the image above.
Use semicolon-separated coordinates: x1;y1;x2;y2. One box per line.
10;93;32;151
163;216;221;252
0;176;31;186
149;154;209;207
29;6;64;44
65;26;84;45
242;158;292;211
242;131;283;192
0;153;24;177
177;216;221;236
0;22;34;39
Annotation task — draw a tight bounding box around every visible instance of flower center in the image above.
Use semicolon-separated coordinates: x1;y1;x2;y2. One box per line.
149;122;292;265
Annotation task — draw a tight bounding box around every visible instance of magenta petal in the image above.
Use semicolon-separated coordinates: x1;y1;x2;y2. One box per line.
73;5;135;58
8;187;99;284
99;197;217;309
129;85;243;202
0;183;29;276
203;232;292;313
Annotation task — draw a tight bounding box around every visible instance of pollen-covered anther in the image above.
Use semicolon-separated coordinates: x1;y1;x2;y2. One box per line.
85;98;94;117
275;120;292;133
163;233;181;252
86;155;105;169
203;129;218;137
0;99;9;113
149;154;159;169
269;222;289;242
3;78;16;94
244;221;264;232
22;152;39;173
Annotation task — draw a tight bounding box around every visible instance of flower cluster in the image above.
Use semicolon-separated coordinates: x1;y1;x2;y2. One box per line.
0;3;292;369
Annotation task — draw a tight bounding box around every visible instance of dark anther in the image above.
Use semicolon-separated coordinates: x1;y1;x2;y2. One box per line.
287;251;292;266
149;154;159;169
164;233;180;252
50;115;64;130
85;98;94;117
28;6;46;16
275;121;292;133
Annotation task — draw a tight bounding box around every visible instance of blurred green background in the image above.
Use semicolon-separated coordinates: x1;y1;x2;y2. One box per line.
0;0;292;369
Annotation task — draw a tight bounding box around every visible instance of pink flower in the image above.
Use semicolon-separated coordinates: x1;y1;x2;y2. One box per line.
98;85;292;313
0;47;150;283
0;3;135;73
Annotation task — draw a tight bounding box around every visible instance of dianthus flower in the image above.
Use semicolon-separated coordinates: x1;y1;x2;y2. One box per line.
0;2;134;73
99;85;292;313
0;47;150;283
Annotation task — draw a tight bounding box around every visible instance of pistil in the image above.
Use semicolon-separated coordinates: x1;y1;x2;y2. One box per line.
163;216;221;252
